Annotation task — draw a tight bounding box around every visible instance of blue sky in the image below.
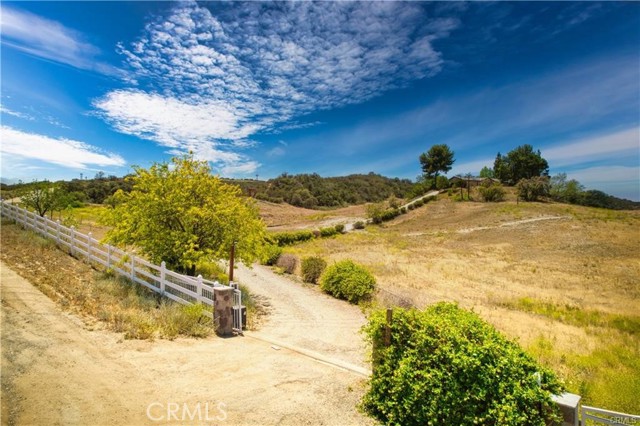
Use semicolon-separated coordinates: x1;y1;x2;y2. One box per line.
1;1;639;200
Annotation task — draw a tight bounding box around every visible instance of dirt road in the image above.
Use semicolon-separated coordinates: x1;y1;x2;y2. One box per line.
1;262;372;426
233;264;369;373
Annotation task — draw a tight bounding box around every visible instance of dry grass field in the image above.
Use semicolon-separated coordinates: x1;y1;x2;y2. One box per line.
283;194;640;413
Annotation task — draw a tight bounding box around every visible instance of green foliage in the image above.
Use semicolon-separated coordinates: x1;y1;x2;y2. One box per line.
549;173;584;204
194;260;229;284
435;175;449;190
362;303;564;426
366;202;386;224
276;253;298;274
262;244;283;266
320;226;339;237
419;144;455;181
301;256;327;284
517;176;550;201
270;230;315;246
480;166;495;178
399;207;407;214
494;145;549;185
320;260;376;303
479;181;506;202
245;172;413;208
102;156;266;274
334;224;345;233
353;221;366;230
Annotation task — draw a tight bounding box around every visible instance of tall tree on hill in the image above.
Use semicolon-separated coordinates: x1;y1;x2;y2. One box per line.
494;144;549;185
419;144;455;184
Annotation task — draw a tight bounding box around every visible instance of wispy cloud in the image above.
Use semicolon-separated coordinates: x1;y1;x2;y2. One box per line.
543;128;638;167
95;1;460;175
0;105;35;121
0;126;125;169
0;6;119;76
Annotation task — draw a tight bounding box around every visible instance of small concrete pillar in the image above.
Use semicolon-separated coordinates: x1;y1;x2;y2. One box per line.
552;392;581;426
213;287;234;336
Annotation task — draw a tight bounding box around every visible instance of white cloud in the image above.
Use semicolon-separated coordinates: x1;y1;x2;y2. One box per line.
267;147;286;158
543;128;639;167
96;2;459;175
0;126;125;169
0;6;119;75
0;105;34;121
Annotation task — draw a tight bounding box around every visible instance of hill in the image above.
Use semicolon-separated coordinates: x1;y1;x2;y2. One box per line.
281;193;640;413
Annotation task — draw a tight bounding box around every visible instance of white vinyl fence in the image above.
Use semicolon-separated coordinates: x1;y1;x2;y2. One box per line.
0;201;243;330
580;405;640;425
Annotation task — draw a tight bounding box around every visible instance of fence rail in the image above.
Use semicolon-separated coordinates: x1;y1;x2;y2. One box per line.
1;201;243;330
581;405;640;425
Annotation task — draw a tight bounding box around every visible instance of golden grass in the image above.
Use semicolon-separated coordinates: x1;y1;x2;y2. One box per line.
1;221;212;340
286;196;640;412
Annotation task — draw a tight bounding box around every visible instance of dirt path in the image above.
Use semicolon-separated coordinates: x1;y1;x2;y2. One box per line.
1;262;372;426
234;263;369;373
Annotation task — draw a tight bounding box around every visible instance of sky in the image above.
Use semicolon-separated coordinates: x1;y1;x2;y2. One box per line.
1;1;639;201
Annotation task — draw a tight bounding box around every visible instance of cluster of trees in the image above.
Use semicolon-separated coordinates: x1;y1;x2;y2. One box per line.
242;172;413;208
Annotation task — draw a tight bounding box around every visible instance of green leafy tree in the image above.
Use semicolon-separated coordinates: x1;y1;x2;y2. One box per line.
102;156;267;275
479;166;494;178
494;145;549;185
549;173;584;204
419;144;455;183
21;181;56;217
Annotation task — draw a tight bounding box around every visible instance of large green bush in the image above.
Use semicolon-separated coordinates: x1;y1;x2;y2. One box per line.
479;181;506;202
301;256;327;284
362;303;563;426
320;260;376;303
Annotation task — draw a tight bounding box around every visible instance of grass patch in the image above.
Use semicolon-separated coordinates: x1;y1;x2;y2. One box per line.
528;334;640;414
1;221;212;340
503;297;640;335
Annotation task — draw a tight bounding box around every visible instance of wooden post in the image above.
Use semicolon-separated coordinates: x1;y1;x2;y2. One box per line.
160;261;166;294
229;241;236;283
70;226;76;256
197;274;203;303
384;308;393;347
87;232;93;262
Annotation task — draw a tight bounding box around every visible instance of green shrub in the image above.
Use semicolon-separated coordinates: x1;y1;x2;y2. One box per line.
262;244;283;266
479;181;506;202
270;230;315;246
362;303;563;426
353;221;366;230
414;199;424;208
435;175;449;190
320;260;376;303
195;260;229;284
407;203;415;210
276;253;298;274
301;256;327;284
517;177;550;201
320;226;339;237
334;224;345;233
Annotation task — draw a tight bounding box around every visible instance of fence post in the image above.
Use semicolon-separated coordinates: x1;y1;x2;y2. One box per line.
160;261;166;294
384;308;393;347
56;220;61;244
197;274;203;303
87;232;93;262
130;255;135;282
70;226;76;256
107;245;112;269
